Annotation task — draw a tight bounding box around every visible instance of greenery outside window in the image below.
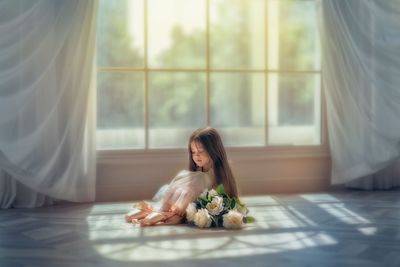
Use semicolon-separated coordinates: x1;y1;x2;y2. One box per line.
97;0;321;149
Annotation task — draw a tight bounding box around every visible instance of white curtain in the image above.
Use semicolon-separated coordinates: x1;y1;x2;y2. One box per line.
319;0;400;189
0;0;97;208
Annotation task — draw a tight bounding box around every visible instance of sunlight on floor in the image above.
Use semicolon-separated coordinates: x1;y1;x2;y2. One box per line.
84;194;383;263
301;193;376;236
357;227;377;236
88;229;337;262
85;195;346;262
317;203;371;225
2;191;398;266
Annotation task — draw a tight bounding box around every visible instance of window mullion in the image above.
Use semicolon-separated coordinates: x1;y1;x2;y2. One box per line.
206;0;210;126
144;0;149;149
264;0;269;147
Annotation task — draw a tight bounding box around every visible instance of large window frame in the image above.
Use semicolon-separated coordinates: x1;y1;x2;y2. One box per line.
96;0;327;154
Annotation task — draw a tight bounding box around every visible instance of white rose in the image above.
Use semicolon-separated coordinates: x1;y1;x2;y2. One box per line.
208;189;218;198
206;196;224;215
234;203;248;216
186;202;197;222
193;209;212;228
223;210;244;229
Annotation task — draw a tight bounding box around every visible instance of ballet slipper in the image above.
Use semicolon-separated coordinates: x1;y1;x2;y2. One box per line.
163;214;183;225
140;212;166;226
135;201;153;211
140;211;175;226
125;209;151;222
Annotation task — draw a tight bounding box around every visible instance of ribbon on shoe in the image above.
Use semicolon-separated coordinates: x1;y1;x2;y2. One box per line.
125;201;153;222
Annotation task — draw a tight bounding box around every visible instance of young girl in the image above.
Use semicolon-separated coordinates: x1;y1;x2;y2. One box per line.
125;127;238;226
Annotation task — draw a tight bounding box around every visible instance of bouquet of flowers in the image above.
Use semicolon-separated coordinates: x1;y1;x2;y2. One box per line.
185;184;255;229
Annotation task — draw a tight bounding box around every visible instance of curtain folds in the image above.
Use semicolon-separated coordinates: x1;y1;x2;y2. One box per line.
319;0;400;189
0;0;97;208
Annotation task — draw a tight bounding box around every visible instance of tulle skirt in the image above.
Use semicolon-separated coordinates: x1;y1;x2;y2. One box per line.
125;170;214;226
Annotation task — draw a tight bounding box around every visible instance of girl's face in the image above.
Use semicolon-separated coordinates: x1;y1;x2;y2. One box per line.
190;141;212;171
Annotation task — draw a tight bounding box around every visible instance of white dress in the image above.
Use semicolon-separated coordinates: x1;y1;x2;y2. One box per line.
126;169;216;226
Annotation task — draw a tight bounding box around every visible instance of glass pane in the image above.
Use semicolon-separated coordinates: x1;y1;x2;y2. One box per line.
97;0;144;67
268;0;320;70
210;0;265;69
97;72;144;149
149;72;206;148
210;73;265;146
148;0;206;68
268;73;321;145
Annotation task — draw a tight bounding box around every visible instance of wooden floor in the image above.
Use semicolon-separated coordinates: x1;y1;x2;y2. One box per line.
1;189;400;267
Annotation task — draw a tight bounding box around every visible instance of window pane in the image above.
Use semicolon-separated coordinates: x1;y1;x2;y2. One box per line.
97;0;144;67
97;72;145;149
210;0;265;69
210;73;265;146
149;72;206;148
268;0;320;70
96;0;322;150
268;73;321;145
148;0;206;68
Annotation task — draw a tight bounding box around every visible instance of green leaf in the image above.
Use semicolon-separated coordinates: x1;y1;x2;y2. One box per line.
230;198;236;209
216;184;225;195
210;215;218;227
197;198;208;209
223;198;231;210
198;196;208;203
233;197;242;205
244;216;255;224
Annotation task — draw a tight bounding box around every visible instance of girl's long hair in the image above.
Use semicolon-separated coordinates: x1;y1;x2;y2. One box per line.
188;127;238;198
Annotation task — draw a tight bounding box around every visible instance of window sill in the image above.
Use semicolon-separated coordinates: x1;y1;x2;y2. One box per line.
97;145;330;164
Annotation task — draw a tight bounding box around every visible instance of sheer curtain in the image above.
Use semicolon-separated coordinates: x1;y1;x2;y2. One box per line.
0;0;97;208
319;0;400;189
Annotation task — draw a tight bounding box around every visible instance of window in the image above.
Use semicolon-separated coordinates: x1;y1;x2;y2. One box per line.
96;0;321;149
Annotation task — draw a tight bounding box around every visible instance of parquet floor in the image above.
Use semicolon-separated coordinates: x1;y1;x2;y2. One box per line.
1;190;400;267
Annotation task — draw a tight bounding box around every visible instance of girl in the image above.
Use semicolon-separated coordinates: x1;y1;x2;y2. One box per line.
125;127;238;226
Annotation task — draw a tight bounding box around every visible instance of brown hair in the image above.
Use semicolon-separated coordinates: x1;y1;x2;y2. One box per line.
188;127;238;198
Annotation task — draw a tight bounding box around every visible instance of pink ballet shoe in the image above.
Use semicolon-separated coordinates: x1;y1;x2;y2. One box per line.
125;209;151;222
163;214;183;225
140;212;166;226
140;211;176;226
